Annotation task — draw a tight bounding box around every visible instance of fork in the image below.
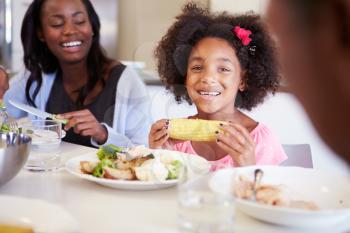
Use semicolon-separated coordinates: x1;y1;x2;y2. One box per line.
0;102;19;132
252;168;264;201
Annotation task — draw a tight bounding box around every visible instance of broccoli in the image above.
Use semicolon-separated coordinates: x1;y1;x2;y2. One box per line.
166;160;183;180
97;144;123;160
92;159;114;178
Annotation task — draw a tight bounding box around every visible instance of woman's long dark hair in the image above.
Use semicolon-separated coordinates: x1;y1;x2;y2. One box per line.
21;0;112;107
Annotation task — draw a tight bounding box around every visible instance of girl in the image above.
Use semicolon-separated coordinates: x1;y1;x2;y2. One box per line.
1;0;150;147
149;3;287;168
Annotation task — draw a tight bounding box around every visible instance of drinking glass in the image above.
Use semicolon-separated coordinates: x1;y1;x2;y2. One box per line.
177;162;235;233
21;120;63;171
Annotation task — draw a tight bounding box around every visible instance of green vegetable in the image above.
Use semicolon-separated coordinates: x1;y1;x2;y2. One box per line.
26;129;34;134
166;160;183;180
97;144;123;160
92;159;114;178
0;123;10;133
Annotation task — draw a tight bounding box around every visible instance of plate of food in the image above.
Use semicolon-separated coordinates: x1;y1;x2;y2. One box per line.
209;166;350;229
0;195;79;233
65;145;211;190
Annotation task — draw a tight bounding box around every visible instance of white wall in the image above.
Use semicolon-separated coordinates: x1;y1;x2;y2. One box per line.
11;0;31;72
147;85;197;122
147;85;349;175
117;0;209;70
209;0;269;14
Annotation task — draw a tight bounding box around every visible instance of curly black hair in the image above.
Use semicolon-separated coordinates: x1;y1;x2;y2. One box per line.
155;2;280;111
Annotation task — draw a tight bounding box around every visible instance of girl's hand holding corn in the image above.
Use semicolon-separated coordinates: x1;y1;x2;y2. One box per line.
149;119;171;149
216;122;256;166
149;119;184;149
149;119;256;166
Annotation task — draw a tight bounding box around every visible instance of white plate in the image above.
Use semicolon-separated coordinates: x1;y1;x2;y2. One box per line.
209;166;350;229
65;149;210;191
0;195;79;233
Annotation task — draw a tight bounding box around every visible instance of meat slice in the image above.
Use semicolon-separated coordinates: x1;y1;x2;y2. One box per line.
103;167;136;180
80;161;98;174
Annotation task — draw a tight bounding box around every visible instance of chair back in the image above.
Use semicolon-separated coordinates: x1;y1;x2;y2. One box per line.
280;144;313;168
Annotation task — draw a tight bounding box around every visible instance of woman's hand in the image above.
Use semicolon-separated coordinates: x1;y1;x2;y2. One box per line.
0;67;9;99
58;109;108;144
216;122;256;166
149;119;170;149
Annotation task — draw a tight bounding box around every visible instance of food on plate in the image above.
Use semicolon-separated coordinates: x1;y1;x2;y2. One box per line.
0;224;33;233
104;166;135;180
0;123;10;133
80;144;183;182
234;174;319;210
134;159;169;181
168;118;227;141
80;161;98;174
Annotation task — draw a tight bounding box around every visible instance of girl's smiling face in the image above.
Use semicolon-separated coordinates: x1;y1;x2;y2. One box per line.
186;37;244;118
38;0;93;65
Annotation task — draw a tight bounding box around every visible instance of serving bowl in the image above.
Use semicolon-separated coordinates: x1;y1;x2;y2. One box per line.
0;132;32;186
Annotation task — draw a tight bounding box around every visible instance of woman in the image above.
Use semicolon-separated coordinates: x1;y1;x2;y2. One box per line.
2;0;150;147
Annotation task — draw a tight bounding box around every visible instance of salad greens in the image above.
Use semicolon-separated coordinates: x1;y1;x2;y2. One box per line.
166;160;183;179
97;144;123;160
88;144;184;181
92;159;114;178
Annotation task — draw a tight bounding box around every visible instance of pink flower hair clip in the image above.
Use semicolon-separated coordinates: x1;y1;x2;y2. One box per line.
233;26;252;46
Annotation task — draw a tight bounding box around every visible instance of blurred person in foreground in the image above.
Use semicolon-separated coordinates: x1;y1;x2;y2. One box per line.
266;0;350;165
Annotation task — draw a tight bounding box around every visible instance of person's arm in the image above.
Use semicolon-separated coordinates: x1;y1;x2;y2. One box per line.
91;66;151;148
0;65;9;100
3;70;30;118
0;65;6;73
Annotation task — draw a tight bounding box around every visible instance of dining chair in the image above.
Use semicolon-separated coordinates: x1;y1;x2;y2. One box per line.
280;144;313;168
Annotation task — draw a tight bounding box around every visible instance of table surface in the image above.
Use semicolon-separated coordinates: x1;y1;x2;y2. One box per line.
0;142;349;233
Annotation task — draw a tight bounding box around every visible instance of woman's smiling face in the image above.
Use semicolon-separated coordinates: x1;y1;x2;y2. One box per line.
186;37;244;117
38;0;93;65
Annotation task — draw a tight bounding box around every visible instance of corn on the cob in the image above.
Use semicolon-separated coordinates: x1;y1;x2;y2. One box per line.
168;119;226;141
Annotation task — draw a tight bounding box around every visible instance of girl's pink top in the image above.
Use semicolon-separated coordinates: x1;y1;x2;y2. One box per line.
172;123;287;170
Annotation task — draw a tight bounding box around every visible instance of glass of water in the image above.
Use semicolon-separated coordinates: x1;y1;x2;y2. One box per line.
21;120;63;171
177;164;235;233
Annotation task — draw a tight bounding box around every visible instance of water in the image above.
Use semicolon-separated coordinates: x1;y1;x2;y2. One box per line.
25;130;61;171
178;191;235;233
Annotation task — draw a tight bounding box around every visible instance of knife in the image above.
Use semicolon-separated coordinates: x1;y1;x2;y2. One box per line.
9;99;68;125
